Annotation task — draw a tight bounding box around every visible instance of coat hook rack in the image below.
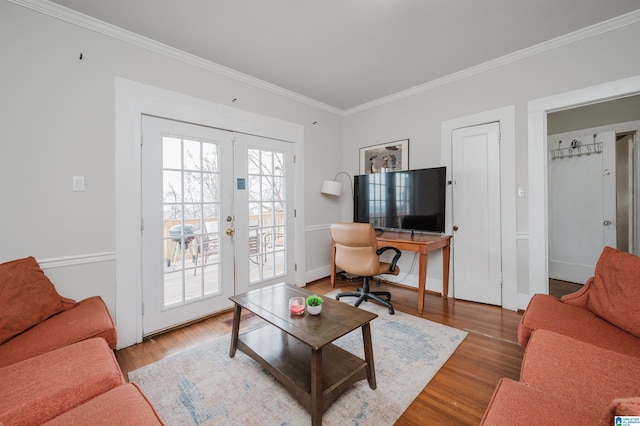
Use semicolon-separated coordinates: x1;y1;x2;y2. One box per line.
550;138;603;160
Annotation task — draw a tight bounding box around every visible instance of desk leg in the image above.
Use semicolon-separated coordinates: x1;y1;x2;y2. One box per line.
330;242;336;288
442;243;450;299
229;304;241;357
418;251;427;315
310;349;323;426
362;323;376;390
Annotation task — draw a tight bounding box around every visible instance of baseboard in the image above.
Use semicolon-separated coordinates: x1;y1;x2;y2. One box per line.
305;265;332;284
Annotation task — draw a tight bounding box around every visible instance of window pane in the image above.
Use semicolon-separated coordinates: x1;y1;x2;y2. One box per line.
183;139;201;171
163;170;182;204
163;137;181;169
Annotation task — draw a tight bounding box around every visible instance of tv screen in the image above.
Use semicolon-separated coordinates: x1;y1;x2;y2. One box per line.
353;167;446;233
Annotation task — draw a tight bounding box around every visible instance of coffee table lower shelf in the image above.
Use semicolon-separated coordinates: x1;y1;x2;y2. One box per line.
236;323;370;415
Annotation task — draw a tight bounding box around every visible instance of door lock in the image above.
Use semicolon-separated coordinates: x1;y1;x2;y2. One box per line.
226;228;234;236
603;220;612;226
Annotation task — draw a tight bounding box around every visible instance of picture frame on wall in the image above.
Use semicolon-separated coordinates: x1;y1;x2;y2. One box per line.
359;139;409;174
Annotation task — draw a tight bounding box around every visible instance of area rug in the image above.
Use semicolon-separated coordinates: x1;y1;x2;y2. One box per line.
128;291;467;425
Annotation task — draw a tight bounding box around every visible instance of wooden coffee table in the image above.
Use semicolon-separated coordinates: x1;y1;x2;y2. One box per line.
229;282;378;426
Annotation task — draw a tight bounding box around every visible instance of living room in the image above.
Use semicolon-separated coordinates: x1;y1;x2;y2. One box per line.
2;1;640;424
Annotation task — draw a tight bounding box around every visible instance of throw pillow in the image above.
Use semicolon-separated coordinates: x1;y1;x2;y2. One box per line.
0;256;65;344
587;246;640;337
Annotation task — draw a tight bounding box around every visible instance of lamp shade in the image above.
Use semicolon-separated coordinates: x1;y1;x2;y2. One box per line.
321;180;342;196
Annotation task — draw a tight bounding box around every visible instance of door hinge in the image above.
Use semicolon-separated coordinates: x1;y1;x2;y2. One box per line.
141;217;144;232
141;302;144;315
295;263;297;272
294;155;296;164
294;209;297;218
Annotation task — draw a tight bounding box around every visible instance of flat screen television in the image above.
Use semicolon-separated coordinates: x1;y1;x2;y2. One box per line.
353;166;446;233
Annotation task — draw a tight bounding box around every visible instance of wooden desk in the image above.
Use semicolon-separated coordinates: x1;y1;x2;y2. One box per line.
331;231;451;315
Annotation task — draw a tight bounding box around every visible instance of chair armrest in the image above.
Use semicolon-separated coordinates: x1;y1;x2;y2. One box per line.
376;246;402;272
560;277;593;308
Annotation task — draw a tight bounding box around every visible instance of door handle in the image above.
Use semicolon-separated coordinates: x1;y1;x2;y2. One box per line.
226;228;234;236
453;225;459;231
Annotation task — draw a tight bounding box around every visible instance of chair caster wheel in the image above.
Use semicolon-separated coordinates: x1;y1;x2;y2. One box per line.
389;308;395;315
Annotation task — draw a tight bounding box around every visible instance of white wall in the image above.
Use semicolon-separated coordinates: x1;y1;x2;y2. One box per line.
2;0;640;319
343;18;640;305
0;1;343;316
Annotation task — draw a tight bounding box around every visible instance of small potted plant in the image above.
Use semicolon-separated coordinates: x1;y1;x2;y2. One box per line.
306;295;324;315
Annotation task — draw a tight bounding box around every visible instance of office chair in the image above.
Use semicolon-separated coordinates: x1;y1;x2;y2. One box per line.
330;222;401;314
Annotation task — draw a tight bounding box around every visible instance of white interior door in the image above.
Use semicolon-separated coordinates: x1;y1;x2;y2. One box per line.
548;130;616;283
141;115;235;335
233;133;296;293
451;122;502;305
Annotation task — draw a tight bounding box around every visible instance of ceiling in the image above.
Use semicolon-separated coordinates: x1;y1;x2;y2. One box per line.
49;0;640;111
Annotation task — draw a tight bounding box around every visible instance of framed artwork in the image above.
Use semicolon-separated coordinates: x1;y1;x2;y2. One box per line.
359;139;409;174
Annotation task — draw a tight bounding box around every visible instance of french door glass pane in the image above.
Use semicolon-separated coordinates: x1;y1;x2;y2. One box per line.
162;136;221;307
248;148;286;284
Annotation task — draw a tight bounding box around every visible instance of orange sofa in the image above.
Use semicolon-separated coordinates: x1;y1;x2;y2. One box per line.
0;257;163;425
481;247;640;425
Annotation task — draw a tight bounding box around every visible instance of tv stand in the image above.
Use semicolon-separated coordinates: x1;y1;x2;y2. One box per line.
331;231;451;315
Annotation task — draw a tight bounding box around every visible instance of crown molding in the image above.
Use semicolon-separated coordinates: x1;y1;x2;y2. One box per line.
9;0;640;117
8;0;344;116
344;9;640;116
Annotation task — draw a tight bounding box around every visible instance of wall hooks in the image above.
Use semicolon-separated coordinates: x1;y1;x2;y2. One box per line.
312;121;318;125
550;138;603;160
79;52;84;60
232;98;238;103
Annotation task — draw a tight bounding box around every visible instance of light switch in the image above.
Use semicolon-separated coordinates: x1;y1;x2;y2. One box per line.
73;176;85;192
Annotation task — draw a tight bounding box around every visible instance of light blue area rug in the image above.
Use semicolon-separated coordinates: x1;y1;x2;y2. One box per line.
129;292;467;425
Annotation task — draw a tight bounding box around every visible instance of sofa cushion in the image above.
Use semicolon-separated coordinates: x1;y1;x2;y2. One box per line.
480;378;603;425
0;296;117;368
587;246;640;337
0;337;124;425
43;384;164;425
521;330;640;411
0;256;66;344
609;397;640;418
517;294;640;357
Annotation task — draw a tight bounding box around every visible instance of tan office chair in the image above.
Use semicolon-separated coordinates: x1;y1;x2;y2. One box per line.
331;222;401;314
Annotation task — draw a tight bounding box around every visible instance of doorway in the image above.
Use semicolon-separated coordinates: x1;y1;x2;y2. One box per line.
441;105;517;311
527;76;640;301
115;78;305;348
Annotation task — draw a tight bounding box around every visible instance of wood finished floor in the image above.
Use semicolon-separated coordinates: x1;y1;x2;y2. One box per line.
115;277;573;425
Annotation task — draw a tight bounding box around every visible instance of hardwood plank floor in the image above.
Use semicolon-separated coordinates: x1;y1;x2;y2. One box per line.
116;276;526;425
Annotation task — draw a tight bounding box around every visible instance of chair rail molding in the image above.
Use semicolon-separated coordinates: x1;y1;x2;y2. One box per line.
37;252;116;269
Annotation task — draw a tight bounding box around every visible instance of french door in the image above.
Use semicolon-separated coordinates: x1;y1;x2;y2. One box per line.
233;133;296;294
141;116;295;335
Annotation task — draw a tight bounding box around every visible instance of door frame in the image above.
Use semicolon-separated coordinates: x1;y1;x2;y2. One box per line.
441;105;517;311
115;78;305;349
528;75;640;306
